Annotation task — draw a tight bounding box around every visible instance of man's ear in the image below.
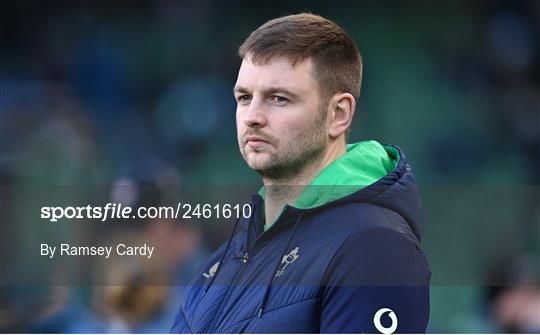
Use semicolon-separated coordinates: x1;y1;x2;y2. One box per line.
327;93;355;139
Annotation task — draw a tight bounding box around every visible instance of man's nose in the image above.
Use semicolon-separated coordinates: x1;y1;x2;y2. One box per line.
244;98;267;128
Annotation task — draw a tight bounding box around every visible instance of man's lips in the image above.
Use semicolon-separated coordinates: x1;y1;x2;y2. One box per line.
245;136;270;146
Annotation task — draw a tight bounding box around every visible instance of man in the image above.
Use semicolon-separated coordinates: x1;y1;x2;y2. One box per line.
171;13;430;333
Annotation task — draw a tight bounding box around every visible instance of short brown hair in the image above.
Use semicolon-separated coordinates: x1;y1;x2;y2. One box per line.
239;13;362;101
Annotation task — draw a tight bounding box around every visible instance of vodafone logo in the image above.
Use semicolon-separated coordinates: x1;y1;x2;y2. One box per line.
373;308;398;334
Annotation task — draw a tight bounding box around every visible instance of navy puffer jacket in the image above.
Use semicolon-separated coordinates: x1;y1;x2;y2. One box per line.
171;141;431;333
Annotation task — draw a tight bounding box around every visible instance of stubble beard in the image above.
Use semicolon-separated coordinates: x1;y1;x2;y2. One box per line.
239;107;328;182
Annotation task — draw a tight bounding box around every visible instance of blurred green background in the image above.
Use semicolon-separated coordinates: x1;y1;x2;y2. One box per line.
1;0;539;333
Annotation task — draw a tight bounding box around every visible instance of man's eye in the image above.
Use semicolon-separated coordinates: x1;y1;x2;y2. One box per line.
270;95;288;104
237;95;252;103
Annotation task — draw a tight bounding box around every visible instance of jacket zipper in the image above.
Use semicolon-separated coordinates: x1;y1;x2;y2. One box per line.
206;205;293;332
206;251;249;333
250;205;291;252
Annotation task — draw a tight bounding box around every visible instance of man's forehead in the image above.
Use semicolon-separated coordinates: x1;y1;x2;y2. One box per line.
235;56;315;92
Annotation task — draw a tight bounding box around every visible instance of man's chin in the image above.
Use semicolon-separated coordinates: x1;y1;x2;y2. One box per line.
246;160;273;172
244;156;276;173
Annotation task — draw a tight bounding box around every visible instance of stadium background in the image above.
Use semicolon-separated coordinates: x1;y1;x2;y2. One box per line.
1;0;539;333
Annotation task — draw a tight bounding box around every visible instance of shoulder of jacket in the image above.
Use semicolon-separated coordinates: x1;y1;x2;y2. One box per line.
321;202;418;246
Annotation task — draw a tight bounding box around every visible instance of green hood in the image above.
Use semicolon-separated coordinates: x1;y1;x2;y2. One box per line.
260;140;399;229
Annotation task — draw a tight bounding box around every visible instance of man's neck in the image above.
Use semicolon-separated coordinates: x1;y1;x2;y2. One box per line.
262;142;346;227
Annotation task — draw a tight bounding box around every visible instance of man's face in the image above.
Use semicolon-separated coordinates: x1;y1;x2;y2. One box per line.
235;56;329;180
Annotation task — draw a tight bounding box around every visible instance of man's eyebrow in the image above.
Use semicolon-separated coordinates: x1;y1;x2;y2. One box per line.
233;85;249;94
233;85;300;98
